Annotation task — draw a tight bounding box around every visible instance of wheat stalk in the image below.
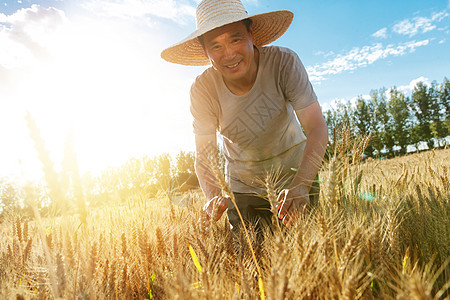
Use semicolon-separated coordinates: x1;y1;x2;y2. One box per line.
56;252;66;296
206;152;266;299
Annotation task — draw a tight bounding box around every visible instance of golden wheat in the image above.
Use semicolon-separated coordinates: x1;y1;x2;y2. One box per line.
0;147;449;299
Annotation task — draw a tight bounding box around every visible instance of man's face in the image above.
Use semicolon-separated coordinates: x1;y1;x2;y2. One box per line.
202;21;256;85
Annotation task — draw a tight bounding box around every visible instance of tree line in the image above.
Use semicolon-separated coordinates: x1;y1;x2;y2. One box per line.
1;113;199;219
0;150;199;219
1;77;449;218
324;77;450;157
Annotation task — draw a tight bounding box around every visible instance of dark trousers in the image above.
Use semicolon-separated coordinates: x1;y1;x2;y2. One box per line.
226;193;273;237
226;177;321;236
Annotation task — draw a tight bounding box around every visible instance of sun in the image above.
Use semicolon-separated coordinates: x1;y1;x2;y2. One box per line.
2;11;197;181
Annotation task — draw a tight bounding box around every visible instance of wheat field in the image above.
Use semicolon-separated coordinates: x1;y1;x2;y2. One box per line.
1;139;449;299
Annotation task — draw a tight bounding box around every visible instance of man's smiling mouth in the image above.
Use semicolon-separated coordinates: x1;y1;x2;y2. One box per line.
225;62;240;69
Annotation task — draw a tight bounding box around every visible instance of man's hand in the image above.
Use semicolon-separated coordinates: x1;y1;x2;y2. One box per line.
202;196;228;227
277;186;310;227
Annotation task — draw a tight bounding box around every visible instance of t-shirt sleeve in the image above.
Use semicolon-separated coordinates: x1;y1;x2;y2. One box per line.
190;76;219;135
281;49;318;110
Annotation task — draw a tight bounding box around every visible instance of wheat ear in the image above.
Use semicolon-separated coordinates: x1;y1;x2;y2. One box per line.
207;154;265;298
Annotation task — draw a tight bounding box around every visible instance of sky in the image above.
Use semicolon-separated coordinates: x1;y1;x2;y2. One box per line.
1;0;449;182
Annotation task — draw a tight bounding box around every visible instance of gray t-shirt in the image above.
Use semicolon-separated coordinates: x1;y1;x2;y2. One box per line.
190;46;317;193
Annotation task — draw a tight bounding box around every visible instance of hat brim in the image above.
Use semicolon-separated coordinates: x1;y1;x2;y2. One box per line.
161;10;294;66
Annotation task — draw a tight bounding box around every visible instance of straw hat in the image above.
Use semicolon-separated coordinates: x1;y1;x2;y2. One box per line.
161;0;293;66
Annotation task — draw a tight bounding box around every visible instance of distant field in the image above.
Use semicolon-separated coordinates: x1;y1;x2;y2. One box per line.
1;147;449;299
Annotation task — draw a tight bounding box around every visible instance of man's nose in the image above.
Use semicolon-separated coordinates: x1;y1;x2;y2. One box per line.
223;44;236;60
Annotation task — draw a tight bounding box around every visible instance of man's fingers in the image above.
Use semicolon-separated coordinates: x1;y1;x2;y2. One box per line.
282;204;300;227
218;197;228;210
214;205;225;221
277;189;289;219
280;197;310;227
281;200;296;226
213;197;227;220
285;207;300;227
202;202;212;219
203;196;228;224
202;199;214;225
278;198;292;220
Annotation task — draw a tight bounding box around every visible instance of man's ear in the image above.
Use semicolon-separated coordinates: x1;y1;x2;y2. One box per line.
198;36;214;67
248;26;255;44
198;36;205;49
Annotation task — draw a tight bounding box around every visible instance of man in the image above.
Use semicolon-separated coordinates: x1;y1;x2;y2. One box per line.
161;0;328;232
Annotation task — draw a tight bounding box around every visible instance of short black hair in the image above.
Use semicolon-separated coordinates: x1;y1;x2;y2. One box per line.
198;18;253;49
241;18;253;32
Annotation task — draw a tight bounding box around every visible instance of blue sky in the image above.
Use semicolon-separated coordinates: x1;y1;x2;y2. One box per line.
0;0;449;181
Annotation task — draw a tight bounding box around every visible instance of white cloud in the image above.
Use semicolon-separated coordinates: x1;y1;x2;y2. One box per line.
372;27;387;39
350;94;370;105
0;5;67;69
327;98;347;111
324;78;430;109
370;10;448;42
395;76;431;94
307;40;429;83
393;18;434;36
383;76;430;100
392;11;449;37
324;78;430;111
325;96;370;111
81;0;196;25
314;50;335;57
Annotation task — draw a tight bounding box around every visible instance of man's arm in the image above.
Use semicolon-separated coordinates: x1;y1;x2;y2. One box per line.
195;134;228;225
277;101;329;226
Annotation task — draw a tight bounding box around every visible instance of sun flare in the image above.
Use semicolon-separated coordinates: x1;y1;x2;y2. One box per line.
1;8;197;181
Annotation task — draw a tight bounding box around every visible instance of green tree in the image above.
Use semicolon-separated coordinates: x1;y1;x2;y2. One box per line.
336;100;354;129
175;151;198;189
367;90;383;156
0;179;20;218
157;154;173;190
429;81;447;146
353;96;371;136
438;78;450;143
353;96;375;157
388;87;411;154
442;77;450;113
410;82;433;149
324;100;354;132
377;88;395;155
324;108;338;140
439;78;450;135
175;151;195;176
325;100;356;156
142;156;159;185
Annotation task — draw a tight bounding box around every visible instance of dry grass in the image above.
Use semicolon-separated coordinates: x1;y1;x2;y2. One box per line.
1;144;449;299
